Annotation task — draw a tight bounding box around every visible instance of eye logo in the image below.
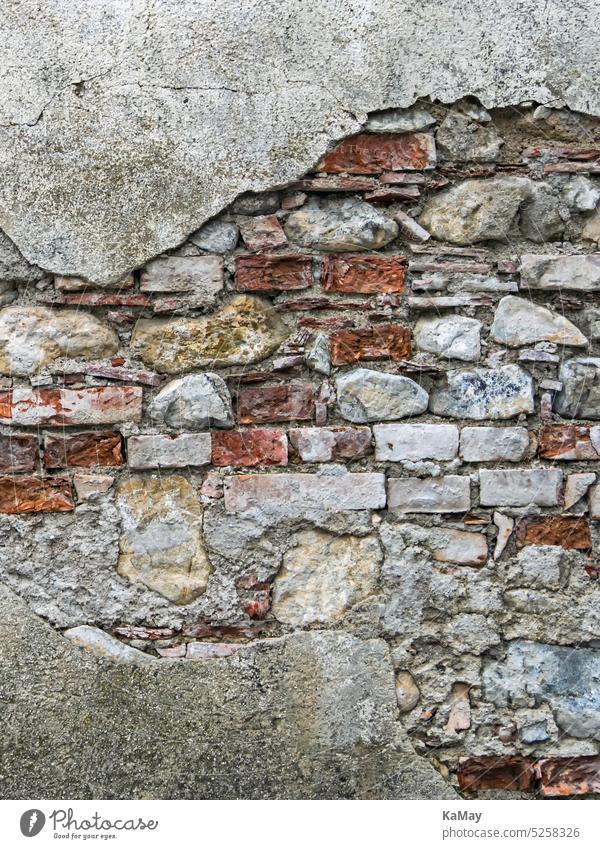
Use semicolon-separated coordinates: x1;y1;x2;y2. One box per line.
20;810;46;837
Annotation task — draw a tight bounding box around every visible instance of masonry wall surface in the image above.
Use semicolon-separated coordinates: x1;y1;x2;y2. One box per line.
1;1;600;800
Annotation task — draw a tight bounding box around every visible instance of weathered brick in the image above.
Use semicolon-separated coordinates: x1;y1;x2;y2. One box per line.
322;255;407;294
127;433;212;469
538;424;599;460
239;215;287;250
0;475;74;513
387;476;470;513
186;642;241;659
460;427;530;462
0;386;143;426
0;434;39;472
44;432;124;468
63;293;151;307
320;133;436;173
235;254;313;292
211;429;288;466
224;472;386;513
289;426;372;462
479;469;562;507
538;755;600;796
140;255;224;295
374;424;458;461
330;323;411;365
236;384;315;423
516;516;591;550
458;756;536;793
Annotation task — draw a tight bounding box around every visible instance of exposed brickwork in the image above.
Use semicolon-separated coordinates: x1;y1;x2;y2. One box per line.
330;323;411;365
0;476;74;513
322;255;407;293
44;432;124;468
236;384;315;423
0;434;39;472
516;515;592;550
320;132;436;173
235;254;313;291
211;429;288;466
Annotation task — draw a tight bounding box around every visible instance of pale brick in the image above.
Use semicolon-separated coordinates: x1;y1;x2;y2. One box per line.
224;472;386;514
479;469;562;507
460;427;530;462
387;475;470;513
127;433;212;469
374;424;458;461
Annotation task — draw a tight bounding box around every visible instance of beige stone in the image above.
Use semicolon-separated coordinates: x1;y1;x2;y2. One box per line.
132;295;287;373
491;296;588;347
64;625;154;663
116;476;211;604
272;529;382;626
395;671;420;712
0;306;118;375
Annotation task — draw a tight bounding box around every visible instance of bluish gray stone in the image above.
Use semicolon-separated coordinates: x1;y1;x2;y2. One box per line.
430;364;534;420
555;358;600;418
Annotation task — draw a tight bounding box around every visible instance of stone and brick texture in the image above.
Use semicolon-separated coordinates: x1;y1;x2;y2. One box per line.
3;97;600;797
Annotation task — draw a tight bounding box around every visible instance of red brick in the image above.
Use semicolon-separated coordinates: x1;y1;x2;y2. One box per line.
458;756;536;793
44;432;124;469
235;254;313;292
538;755;600;796
330;323;411;365
64;293;151;306
211;428;288;466
320;132;436;174
0;434;39;473
0;386;143;426
323;255;407;294
538;425;598;460
236;384;315;424
0;476;74;513
291;176;378;192
515;516;591;550
289;426;372;462
239;216;287;251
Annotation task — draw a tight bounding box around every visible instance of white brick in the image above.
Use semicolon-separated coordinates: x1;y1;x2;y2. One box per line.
374;423;458;461
127;433;211;469
140;255;224;295
479;469;562;507
224;472;386;514
387;475;470;513
460;427;530;462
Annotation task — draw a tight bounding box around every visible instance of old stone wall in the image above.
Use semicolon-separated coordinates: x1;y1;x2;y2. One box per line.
1;98;600;798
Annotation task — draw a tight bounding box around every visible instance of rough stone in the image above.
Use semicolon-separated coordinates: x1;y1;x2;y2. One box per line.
148;373;233;430
64;626;153;663
336;368;429;423
0;307;118;375
414;315;482;361
305;333;331;375
374;423;459;461
0;230;44;283
419;177;531;245
479;469;563;507
73;474;114;502
127;433;212;469
239;215;287;251
491;296;587;347
189;219;239;254
564;472;596;510
483;641;600;740
132;296;287;373
231;192;280;216
555;358;600;418
0;434;39;472
460;426;530;462
139;256;224;305
271;529;381;626
116;475;211;605
365;107;436;134
285;198;398;252
520;254;600;291
493;512;514;559
563;177;600;211
430;365;534;420
436;112;502;161
320;132;436;173
395;671;420;712
519;184;564;242
428;527;488;565
387;475;471;513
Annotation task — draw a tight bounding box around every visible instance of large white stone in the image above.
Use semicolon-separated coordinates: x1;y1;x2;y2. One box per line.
460;426;530;462
414;314;482;361
520;254;600;291
148;373;233;429
374;424;459;461
336;368;429;423
479;469;563;507
387;476;471;513
491;296;587;347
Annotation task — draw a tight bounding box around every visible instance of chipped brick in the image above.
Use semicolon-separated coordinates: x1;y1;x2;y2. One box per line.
211;428;288;466
322;255;407;294
44;432;124;468
320;132;436;173
516;516;591;550
538;755;600;796
239;215;287;250
236;384;315;424
0;386;143;426
538;425;599;460
0;476;74;513
330;323;411;365
235;254;313;292
458;756;536;793
0;434;39;473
